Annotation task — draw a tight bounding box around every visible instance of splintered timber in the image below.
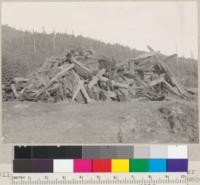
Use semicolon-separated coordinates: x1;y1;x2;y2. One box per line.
4;46;196;103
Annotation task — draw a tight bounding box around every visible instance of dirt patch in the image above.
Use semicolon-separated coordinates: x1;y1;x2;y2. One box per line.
158;101;199;142
2;100;198;143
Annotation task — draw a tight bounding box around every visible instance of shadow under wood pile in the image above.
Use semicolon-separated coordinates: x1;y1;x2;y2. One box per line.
8;46;196;103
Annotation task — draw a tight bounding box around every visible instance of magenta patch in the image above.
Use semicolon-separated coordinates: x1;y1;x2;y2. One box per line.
73;159;92;172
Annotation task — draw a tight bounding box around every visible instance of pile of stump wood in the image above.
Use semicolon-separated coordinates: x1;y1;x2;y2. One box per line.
10;46;195;103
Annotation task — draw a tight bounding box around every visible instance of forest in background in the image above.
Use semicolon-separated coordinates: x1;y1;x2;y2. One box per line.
2;25;198;88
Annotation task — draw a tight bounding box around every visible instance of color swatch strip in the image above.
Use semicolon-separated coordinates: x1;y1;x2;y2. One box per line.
13;159;188;173
14;145;188;173
14;145;187;159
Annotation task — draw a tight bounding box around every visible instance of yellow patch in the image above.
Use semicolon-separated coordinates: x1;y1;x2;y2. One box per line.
112;159;129;172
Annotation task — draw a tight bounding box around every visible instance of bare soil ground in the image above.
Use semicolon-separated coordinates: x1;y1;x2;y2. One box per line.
2;99;199;143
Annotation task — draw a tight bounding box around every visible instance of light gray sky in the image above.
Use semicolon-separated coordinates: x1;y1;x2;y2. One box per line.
2;1;198;58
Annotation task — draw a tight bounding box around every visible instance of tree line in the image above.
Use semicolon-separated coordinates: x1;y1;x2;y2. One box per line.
2;25;198;87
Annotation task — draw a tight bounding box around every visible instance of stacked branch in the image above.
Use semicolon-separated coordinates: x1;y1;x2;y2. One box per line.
8;47;195;103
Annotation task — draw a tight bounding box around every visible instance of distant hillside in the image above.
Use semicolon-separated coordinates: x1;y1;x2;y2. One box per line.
1;25;198;87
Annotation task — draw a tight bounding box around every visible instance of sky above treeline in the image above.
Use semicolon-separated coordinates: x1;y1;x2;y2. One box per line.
2;1;198;59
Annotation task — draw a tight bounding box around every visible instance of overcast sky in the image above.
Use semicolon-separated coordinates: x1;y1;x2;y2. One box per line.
2;1;198;59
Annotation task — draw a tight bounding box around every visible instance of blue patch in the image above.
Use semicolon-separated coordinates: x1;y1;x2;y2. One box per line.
149;159;166;172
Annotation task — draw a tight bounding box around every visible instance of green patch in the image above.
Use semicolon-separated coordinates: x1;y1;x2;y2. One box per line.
129;159;149;172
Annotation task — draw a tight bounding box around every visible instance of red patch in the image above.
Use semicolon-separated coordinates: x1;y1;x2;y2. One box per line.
92;159;111;172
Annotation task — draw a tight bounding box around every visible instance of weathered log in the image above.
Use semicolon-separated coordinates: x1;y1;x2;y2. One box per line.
37;63;75;97
185;87;197;95
112;81;129;89
80;84;93;103
13;77;29;83
48;64;74;84
11;84;20;98
163;80;184;98
148;75;165;86
107;90;116;98
164;54;177;62
147;45;190;98
99;76;129;89
88;68;106;89
72;70;93;103
72;80;84;102
85;86;99;100
134;76;149;88
35;72;49;86
115;59;131;68
116;51;156;68
134;51;157;61
71;57;93;78
117;88;129;101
